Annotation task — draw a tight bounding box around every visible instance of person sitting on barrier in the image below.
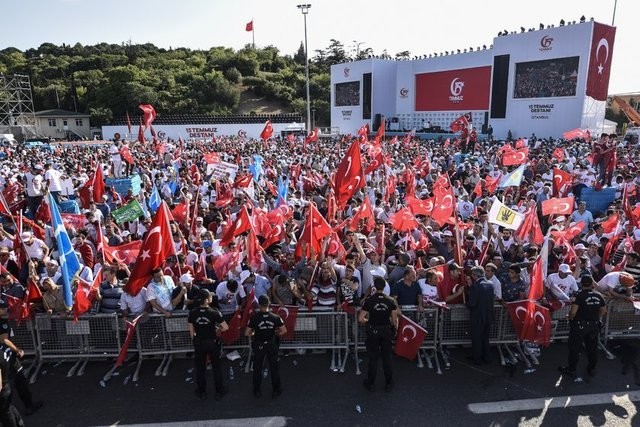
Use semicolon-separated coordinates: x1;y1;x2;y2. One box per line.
97;266;124;314
596;271;635;301
188;288;228;401
0;299;43;416
119;285;148;317
41;277;67;315
215;279;245;317
391;266;424;312
545;263;578;302
172;273;200;311
146;267;184;317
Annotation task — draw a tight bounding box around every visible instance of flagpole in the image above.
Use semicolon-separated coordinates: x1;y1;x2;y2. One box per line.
252;18;255;49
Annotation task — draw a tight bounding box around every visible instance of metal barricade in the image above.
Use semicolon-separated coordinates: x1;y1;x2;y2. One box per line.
9;319;38;378
549;304;572;342
277;308;349;373
32;313;120;382
605;300;640;340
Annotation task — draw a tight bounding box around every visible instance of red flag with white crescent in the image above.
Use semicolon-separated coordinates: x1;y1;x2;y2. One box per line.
273;305;298;340
394;315;427;360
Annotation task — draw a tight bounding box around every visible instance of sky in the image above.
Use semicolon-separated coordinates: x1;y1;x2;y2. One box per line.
4;0;639;94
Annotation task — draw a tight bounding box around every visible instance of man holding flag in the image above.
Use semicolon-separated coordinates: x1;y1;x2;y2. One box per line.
359;276;398;392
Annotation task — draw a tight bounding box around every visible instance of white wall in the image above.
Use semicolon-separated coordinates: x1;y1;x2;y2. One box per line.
102;123;299;141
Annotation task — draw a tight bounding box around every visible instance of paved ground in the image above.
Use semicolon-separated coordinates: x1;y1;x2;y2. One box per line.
19;342;640;426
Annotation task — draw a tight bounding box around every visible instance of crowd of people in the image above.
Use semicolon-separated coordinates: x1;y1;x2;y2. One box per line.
0;126;637;407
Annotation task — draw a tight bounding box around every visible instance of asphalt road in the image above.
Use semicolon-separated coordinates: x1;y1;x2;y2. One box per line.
18;342;640;427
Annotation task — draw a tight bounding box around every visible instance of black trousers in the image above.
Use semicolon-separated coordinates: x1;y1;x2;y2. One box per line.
568;321;599;372
0;386;21;427
252;340;281;392
13;370;32;409
470;318;491;363
365;326;393;385
193;338;224;394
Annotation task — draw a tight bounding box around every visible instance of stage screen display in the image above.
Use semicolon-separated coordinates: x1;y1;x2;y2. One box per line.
415;66;491;111
334;81;360;106
513;56;580;99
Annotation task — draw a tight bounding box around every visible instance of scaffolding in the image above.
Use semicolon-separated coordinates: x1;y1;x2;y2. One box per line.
0;74;36;127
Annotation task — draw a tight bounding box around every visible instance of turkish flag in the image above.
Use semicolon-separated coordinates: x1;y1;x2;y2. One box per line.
60;214;87;231
541;196;574;216
405;195;434;217
123;202;176;296
334;140;365;208
120;145;134;164
203;152;221;164
601;212;620;234
5;294;29;323
103;241;142;265
220;206;253;246
305;128;319;144
245;20;253;32
115;314;142;367
450;113;471;132
357;124;369;137
125;111;132;134
262;215;285;249
325;232;347;262
586;23;616;101
35;198;52;224
552;148;565;162
78;161;106;209
240;287;255;330
73;268;103;320
213;250;241;281
502;148;529;166
346;197;375;234
296;203;333;258
364;151;384;175
515;206;544;245
507;301;551;347
260;120;273;141
273;305;298;340
552;168;573;198
389;207;419;232
431;188;455;227
245;230;263;272
221;310;243;345
394;315;427;360
137;120;145;143
562;128;589;140
138;104;157;130
375;121;385;142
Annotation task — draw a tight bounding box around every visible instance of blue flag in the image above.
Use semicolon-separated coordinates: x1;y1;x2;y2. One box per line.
49;193;81;310
250;155;264;182
168;180;178;196
148;186;161;213
277;176;289;205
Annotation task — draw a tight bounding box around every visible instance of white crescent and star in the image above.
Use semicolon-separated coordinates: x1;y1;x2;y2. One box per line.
515;305;527;321
596;38;609;75
401;324;417;342
278;306;290;319
145;226;163;255
557;202;571;213
440;194;453;209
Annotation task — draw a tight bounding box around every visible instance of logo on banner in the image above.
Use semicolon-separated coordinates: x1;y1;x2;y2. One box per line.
595;38;610;74
343;67;350;77
499;206;516;225
237;130;247;138
157;130;166;140
449;78;464;102
399;88;409;98
540;35;553;51
341;110;352;120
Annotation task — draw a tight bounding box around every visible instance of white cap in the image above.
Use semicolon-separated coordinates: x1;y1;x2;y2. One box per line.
559;264;571;273
179;273;194;284
239;270;252;283
121;231;131;237
574;243;586;250
554;216;566;223
442;230;453;237
196;216;203;222
20;231;32;240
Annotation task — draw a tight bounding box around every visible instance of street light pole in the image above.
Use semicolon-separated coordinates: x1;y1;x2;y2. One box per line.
297;4;312;134
612;0;618;25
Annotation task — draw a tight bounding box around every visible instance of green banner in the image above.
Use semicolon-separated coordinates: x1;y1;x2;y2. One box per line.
111;200;144;224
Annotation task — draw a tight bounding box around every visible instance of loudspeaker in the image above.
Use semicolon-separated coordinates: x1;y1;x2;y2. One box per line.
373;113;382;131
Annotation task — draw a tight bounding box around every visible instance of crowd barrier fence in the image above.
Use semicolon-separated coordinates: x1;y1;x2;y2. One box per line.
9;300;640;382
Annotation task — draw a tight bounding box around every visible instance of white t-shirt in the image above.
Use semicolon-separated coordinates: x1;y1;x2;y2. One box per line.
216;281;246;315
23;238;47;260
418;279;438;300
597;272;622;293
45;169;63;192
545;273;578;300
25;172;43;197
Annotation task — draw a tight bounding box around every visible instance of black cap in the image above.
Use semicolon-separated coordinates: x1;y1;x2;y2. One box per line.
258;295;270;307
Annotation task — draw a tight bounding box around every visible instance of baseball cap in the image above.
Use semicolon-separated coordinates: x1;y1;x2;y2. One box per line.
121;230;131;237
574;243;586;250
442;230;453;237
558;264;571;274
179;273;194;284
202;240;213;248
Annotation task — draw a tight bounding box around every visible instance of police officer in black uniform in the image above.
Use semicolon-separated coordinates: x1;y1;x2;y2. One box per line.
188;289;229;400
559;275;606;378
359;276;398;392
0;298;42;415
467;266;495;365
245;295;286;398
0;343;22;427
